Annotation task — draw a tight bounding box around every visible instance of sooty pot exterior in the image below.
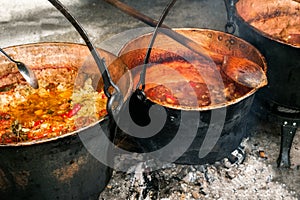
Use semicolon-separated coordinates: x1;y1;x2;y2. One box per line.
233;0;300;110
115;92;254;165
0;119;112;200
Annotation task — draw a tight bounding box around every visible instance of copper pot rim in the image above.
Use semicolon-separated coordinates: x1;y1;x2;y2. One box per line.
0;42;132;147
118;28;267;111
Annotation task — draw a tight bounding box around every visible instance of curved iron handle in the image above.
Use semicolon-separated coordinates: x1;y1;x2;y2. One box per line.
48;0;122;115
224;0;238;34
136;0;177;91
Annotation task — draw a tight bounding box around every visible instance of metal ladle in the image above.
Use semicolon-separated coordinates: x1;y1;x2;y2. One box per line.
0;47;39;89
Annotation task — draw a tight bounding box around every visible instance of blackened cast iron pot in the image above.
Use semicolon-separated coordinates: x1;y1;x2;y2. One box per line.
233;0;300;114
116;28;267;165
229;0;300;168
0;42;132;200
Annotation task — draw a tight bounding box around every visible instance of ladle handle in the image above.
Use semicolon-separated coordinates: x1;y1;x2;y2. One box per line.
0;47;18;63
104;0;212;61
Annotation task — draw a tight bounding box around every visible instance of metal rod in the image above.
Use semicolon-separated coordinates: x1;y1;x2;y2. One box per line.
48;0;120;98
48;0;123;116
103;0;212;61
137;0;177;91
103;0;168;29
0;48;17;63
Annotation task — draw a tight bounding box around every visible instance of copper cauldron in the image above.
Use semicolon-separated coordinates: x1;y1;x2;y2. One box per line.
114;28;267;165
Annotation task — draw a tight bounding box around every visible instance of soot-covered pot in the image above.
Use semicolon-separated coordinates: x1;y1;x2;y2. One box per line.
233;0;300;113
228;0;300;168
115;28;267;165
0;42;131;200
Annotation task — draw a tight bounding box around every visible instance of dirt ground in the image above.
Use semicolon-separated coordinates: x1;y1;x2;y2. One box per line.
1;0;299;199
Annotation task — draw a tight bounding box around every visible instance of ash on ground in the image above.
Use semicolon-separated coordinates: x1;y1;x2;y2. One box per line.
99;114;300;200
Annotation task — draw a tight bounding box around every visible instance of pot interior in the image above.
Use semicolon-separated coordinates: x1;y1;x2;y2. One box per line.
0;42;132;145
236;0;300;47
118;28;267;111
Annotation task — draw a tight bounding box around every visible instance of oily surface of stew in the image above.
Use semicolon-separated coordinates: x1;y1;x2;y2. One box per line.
0;76;107;144
139;59;251;108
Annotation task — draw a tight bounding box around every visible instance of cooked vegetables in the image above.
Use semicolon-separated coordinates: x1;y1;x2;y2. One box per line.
0;78;107;143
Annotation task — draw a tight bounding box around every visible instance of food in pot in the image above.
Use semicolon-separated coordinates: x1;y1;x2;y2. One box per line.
0;76;107;144
236;0;300;46
120;29;266;109
132;56;251;108
250;15;300;46
146;81;211;107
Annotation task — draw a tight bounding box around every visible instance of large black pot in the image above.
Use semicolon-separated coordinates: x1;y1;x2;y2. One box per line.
0;123;112;200
115;28;267;165
227;0;300;167
0;43;131;199
232;0;300;114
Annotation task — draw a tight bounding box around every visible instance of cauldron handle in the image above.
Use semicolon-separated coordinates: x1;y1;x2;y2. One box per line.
47;0;123;116
116;0;177;127
135;0;177;92
224;0;238;34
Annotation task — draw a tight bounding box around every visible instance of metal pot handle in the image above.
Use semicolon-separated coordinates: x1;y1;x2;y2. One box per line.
224;0;238;34
136;0;177;92
48;0;122;116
